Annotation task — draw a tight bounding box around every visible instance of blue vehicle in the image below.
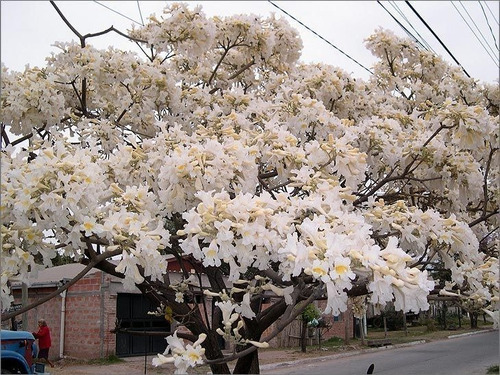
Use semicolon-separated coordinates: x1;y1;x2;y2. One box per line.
1;330;40;374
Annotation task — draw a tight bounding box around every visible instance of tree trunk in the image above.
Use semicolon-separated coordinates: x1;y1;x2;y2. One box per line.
204;332;231;374
209;362;232;374
301;319;308;352
470;312;478;329
233;348;260;374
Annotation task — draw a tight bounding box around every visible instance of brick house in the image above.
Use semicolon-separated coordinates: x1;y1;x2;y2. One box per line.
6;263;185;360
5;263;355;360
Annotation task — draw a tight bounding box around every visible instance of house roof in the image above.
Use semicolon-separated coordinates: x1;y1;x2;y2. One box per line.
11;263;102;289
12;261;221;290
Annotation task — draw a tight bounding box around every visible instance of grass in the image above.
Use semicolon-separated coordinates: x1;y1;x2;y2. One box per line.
289;319;496;354
363;320;494;345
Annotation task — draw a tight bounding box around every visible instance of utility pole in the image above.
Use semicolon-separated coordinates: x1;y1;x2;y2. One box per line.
22;282;28;330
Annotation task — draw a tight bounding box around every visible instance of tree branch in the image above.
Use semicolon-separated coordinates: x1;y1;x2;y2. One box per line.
205;284;324;365
1;248;121;321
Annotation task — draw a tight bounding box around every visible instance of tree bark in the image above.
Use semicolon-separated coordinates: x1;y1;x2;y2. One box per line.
470;312;478;329
300;318;308;352
233;346;260;374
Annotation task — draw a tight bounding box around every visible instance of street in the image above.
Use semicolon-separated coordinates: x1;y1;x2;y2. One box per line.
263;330;499;375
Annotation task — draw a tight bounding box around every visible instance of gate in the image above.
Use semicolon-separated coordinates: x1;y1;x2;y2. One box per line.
115;293;171;357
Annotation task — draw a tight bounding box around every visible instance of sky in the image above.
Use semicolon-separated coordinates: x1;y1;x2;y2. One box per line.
1;1;499;83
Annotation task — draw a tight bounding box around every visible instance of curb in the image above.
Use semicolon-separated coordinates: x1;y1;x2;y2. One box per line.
260;340;426;371
447;328;498;339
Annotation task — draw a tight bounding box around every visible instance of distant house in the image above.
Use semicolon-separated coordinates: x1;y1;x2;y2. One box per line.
6;263;186;360
4;263;355;360
267;299;355;348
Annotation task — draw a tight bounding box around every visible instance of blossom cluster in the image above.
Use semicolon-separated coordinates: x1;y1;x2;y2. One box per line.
152;330;206;374
1;3;498;373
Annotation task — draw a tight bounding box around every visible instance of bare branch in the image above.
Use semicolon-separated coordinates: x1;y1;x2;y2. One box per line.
50;1;83;46
83;26;147;44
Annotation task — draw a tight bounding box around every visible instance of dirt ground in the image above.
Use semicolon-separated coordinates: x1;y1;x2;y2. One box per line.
44;345;361;375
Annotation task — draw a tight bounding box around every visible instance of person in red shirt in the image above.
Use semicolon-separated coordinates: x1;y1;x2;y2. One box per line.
32;319;55;367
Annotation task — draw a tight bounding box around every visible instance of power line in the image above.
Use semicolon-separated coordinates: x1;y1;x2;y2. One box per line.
451;1;499;67
93;1;143;26
388;0;436;53
458;1;498;63
405;1;471;77
378;1;430;52
267;1;373;75
478;1;499;51
483;1;499;25
137;1;145;26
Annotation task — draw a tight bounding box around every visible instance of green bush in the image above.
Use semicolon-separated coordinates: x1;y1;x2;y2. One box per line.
302;304;321;325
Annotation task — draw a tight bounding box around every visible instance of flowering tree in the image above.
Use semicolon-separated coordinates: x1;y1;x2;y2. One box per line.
1;2;498;374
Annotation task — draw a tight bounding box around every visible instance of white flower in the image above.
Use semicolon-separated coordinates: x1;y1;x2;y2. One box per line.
115;252;145;286
261;284;294;305
305;259;329;281
324;281;348;316
329;256;355;281
79;215;103;237
482;309;499;329
215;300;239;328
154;331;206;374
152;353;175;367
175;292;184;303
245;340;269;348
368;272;394;307
235;292;256;319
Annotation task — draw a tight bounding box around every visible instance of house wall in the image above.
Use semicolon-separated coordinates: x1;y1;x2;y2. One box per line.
12;286;63;361
11;270;117;360
63;271;116;359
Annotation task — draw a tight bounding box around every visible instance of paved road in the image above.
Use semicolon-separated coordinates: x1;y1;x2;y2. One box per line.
263;330;499;375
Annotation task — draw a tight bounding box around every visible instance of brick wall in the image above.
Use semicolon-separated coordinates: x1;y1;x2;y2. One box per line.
12;287;62;360
11;271;117;360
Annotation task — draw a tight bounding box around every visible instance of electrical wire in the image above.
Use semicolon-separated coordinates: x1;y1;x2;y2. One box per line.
478;1;499;51
93;1;143;26
388;0;436;53
457;1;498;63
267;1;373;75
378;1;429;51
451;2;499;67
137;1;145;26
483;1;499;25
405;1;471;77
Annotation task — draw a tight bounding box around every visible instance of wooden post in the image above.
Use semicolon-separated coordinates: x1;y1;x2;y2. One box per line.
403;312;408;336
22;283;28;331
317;327;321;350
344;314;350;344
383;316;388;339
360;319;365;345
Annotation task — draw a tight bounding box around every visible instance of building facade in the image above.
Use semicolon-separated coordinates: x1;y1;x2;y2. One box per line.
5;263;354;360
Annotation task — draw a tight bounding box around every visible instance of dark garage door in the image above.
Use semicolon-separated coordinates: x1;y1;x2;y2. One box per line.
116;293;171;357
